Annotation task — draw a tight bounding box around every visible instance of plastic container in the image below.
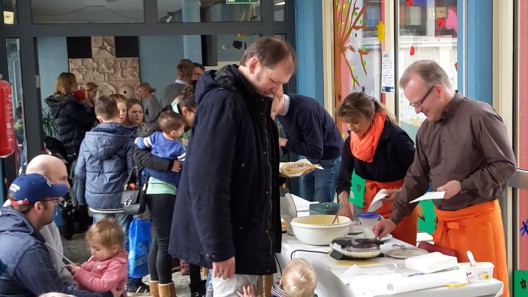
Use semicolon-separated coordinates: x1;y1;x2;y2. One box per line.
357;212;381;230
309;202;340;215
290;215;351;245
459;262;495;282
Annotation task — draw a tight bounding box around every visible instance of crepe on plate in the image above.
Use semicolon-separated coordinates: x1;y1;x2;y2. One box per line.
279;159;320;177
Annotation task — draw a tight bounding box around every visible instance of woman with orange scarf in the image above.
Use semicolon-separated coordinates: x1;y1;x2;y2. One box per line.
335;92;418;245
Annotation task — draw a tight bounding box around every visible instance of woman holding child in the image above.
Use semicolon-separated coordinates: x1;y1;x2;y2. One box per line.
134;86;200;297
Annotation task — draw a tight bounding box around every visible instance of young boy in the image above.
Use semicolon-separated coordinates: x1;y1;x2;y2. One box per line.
75;96;135;214
75;96;148;293
237;259;317;297
135;110;186;185
109;94;128;124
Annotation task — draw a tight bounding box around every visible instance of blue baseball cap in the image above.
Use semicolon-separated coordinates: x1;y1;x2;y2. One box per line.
8;173;68;206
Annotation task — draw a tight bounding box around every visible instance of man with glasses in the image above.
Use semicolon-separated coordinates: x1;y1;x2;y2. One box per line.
0;172;119;296
373;60;515;297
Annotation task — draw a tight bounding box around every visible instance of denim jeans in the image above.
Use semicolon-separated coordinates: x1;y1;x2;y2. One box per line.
299;156;341;203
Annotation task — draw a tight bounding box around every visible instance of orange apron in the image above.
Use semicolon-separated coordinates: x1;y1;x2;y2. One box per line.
433;200;509;297
364;179;418;246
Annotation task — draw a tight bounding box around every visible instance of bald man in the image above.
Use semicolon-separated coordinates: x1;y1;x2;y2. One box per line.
26;154;74;284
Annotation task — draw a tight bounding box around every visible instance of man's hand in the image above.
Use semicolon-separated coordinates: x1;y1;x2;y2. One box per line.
437;180;461;200
212;256;235;280
337;191;353;219
171;160;181;172
381;189;400;203
278;137;288;147
373;219;396;239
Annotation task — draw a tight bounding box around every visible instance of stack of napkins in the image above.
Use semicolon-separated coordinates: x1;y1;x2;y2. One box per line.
405;252;458;273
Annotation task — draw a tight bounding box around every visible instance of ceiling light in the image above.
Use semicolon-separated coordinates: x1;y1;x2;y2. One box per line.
275;1;285;5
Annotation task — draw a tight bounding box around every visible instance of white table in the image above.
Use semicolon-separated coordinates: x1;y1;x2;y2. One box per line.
278;234;504;297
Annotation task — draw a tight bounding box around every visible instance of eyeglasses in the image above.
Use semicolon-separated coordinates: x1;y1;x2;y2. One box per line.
409;85;436;108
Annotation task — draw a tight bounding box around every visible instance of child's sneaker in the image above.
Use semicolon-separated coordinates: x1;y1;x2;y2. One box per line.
126;281;150;294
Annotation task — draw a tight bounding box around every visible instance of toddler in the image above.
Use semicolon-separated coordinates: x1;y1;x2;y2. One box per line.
238;259;317;297
135;110;186;185
67;218;128;296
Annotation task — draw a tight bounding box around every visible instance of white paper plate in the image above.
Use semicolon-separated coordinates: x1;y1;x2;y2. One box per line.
386;247;428;259
380;234;393;242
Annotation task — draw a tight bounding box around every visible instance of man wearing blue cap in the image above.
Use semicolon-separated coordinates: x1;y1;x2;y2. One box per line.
0;173;120;297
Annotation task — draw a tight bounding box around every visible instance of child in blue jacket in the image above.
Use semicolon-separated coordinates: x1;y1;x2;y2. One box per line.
135;110;186;186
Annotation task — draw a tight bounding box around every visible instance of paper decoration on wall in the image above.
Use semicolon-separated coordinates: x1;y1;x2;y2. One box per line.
410;45;416;56
514;270;528;296
406;0;413;6
520;219;528;237
438;17;445;29
334;0;369;90
377;21;385;44
445;9;458;33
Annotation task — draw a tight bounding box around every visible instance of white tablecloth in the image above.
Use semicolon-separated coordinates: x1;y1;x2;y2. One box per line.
278;234;503;297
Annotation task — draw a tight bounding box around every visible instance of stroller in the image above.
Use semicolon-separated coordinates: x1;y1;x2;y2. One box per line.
44;136;91;240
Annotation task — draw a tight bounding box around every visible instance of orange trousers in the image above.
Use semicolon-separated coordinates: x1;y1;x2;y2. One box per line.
364;180;418;246
433;200;509;297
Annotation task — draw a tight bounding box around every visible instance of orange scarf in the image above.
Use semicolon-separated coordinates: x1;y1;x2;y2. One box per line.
350;111;386;163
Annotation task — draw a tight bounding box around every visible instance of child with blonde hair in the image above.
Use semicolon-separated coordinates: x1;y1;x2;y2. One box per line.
237;259;317;297
67;218;128;296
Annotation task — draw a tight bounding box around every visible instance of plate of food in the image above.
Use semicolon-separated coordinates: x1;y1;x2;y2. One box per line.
279;159;322;177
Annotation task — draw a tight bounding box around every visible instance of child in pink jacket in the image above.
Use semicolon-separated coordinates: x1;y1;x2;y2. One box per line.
67;218;128;296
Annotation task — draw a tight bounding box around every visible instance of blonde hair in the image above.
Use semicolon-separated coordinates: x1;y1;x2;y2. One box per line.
136;83;156;94
54;72;77;95
281;259;317;297
85;218;124;251
83;82;98;93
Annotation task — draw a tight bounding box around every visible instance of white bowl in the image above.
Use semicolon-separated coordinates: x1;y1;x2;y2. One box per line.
290;215;352;245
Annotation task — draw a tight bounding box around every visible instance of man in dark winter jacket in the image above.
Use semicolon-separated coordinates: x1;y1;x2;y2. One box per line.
168;36;296;296
0;173;119;297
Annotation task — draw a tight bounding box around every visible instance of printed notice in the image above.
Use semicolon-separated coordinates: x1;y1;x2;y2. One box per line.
381;51;395;93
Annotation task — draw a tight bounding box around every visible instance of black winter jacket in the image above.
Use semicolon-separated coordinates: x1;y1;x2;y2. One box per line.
45;94;96;157
168;65;282;275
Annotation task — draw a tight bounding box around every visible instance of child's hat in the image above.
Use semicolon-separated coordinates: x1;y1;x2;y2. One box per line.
8;173;68;206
